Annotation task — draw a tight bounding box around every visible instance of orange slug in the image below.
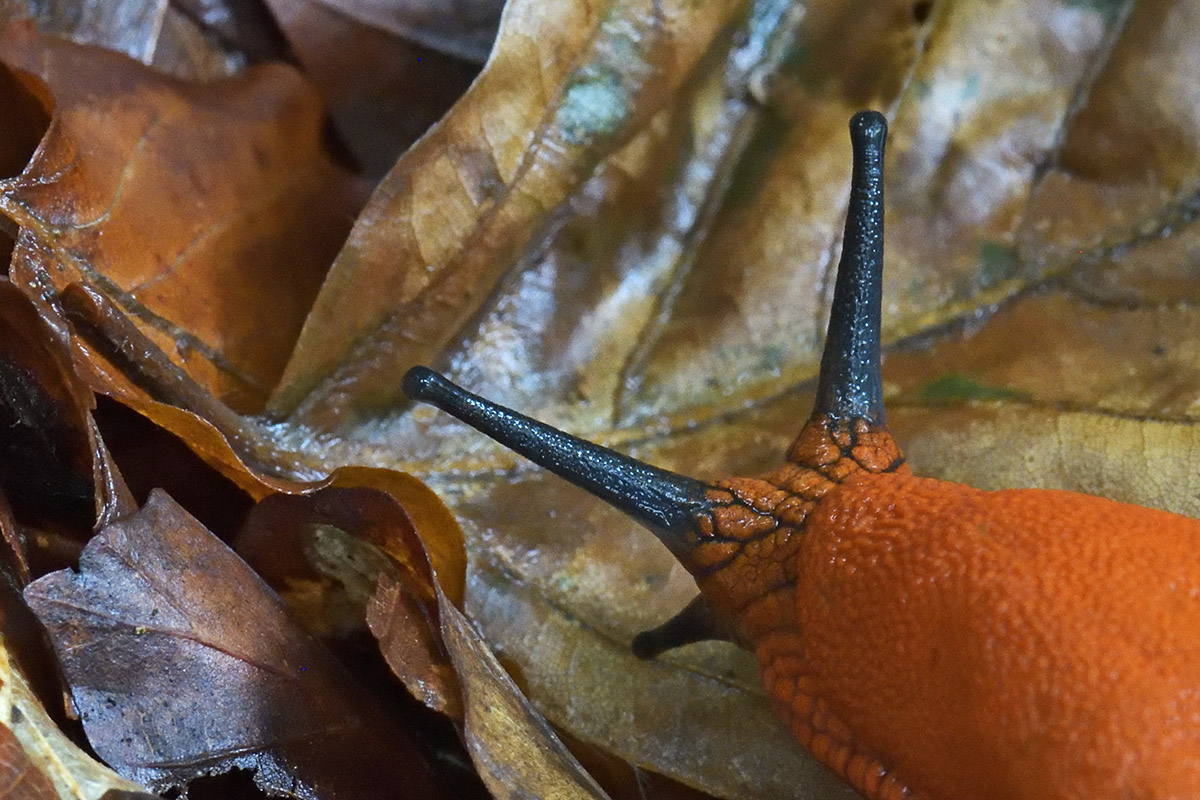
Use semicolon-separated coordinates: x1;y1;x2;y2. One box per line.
403;111;1200;799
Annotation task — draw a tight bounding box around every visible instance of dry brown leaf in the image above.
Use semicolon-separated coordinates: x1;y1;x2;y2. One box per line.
892;404;1200;516
0;632;150;799
270;0;753;426
885;290;1200;419
25;489;444;799
6;0;1198;798
235;485;464;716
252;0;1200;796
327;465;465;604
0;21;367;412
437;583;613;800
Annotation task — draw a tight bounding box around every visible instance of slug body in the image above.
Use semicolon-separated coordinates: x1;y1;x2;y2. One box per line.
404;112;1200;799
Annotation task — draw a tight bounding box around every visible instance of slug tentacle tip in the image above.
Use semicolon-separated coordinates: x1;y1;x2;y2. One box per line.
402;366;714;565
813;110;887;429
401;365;440;402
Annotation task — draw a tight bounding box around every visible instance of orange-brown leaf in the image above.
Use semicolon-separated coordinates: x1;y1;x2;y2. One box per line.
0;21;367;412
236;484;464;716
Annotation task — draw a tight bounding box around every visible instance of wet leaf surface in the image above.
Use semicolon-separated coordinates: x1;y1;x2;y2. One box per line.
251;0;1200;796
269;0;753;426
5;0;1200;798
25;490;443;799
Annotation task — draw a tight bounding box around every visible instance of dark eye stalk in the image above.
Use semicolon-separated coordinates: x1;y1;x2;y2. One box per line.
401;368;713;562
402;108;888;578
814;110;887;426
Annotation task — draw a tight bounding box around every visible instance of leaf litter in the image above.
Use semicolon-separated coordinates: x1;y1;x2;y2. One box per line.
5;0;1200;798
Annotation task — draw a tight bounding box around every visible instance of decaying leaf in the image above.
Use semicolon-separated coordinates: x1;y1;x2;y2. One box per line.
0;632;150;799
0;21;368;412
25;490;442;799
886;290;1200;419
270;0;752;426
243;0;1200;796
5;0;1200;798
894;404;1200;517
437;584;612;800
236;484;464;716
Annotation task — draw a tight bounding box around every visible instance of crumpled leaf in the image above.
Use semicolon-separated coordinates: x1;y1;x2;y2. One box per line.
236;484;463;716
0;632;150;799
59;281;321;498
24;490;442;799
8;0;1198;798
269;0;752;426
0;21;368;412
437;583;611;800
248;0;1200;796
234;480;621;799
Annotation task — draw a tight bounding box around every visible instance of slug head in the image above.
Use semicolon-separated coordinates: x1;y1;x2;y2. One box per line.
403;111;906;652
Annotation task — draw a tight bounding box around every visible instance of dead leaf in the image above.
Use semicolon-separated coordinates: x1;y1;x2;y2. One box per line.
0;724;59;800
0;631;150;799
302;0;503;63
251;0;1200;796
9;0;251;79
269;0;753;426
437;583;612;800
885;290;1200;419
892;404;1200;517
7;1;1200;798
327;466;465;605
25;490;443;799
0;280;134;542
1019;0;1200;270
0;21;368;412
265;0;483;177
236;485;463;717
58;280;319;498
